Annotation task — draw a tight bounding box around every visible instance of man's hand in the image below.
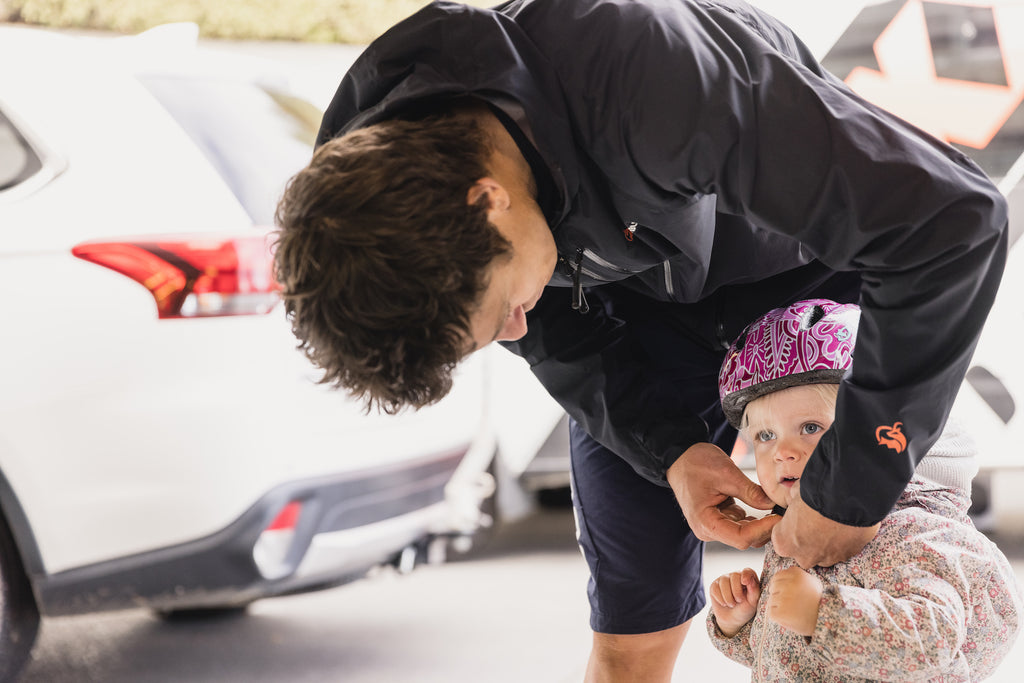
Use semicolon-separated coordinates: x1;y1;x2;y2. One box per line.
666;442;779;550
709;568;761;637
766;566;823;637
772;482;879;569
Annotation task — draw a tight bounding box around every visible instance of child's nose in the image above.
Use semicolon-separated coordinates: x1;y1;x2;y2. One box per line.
774;439;803;461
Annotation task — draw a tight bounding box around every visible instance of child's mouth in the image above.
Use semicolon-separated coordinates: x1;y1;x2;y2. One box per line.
779;476;799;489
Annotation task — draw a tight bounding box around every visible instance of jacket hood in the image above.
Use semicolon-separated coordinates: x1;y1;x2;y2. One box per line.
316;1;578;225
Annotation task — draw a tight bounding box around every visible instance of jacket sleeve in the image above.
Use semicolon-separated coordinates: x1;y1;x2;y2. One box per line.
811;571;966;680
527;0;1008;524
706;614;756;668
807;511;974;680
808;501;1024;679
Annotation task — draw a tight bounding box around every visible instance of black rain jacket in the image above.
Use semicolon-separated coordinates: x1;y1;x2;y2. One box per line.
316;0;1008;526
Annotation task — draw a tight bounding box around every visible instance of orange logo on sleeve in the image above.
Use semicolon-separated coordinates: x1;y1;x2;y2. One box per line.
875;422;908;453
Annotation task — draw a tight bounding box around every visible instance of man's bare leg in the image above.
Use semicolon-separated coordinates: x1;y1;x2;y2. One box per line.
584;619;692;682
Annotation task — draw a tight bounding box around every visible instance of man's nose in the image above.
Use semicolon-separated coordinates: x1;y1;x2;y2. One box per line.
495;305;528;342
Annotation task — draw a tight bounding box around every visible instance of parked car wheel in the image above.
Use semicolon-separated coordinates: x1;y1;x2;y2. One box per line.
0;515;39;683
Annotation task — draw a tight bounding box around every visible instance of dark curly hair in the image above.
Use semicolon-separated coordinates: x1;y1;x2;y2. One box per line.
273;111;511;413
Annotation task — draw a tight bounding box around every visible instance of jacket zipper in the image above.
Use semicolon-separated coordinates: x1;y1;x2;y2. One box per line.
570;248;590;313
581;246;639;277
557;245;648;315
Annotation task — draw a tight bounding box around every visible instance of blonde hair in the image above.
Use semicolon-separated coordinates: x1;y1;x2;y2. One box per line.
739;383;839;441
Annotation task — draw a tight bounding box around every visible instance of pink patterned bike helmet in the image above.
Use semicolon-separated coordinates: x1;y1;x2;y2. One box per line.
719;299;860;428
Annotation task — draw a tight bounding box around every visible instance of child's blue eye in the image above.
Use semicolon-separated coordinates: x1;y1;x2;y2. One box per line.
803;423;821;435
755;430;775;442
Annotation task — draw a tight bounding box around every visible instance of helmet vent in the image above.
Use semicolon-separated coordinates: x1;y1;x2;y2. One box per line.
801;304;826;330
734;327;750;351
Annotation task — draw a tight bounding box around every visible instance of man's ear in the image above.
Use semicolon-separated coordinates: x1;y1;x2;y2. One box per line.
467;178;510;212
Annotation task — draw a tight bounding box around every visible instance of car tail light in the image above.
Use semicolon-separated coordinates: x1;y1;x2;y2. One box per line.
266;500;302;532
71;233;280;318
253;500;304;580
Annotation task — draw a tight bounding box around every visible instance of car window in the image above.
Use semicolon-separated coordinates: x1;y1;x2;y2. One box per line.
137;75;320;225
0;107;43;193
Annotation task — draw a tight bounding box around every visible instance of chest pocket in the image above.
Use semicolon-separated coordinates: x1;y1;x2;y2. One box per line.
617;194;719;301
549;184;719;303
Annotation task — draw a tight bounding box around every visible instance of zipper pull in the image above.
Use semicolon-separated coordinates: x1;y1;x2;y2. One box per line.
571;247;589;314
624;221;637;242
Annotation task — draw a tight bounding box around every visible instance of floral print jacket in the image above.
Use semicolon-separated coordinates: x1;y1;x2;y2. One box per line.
707;478;1022;681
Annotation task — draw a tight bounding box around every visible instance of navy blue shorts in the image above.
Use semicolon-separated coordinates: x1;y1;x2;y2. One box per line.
570;418;709;635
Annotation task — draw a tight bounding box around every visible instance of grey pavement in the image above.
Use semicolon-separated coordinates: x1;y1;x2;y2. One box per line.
21;470;1024;682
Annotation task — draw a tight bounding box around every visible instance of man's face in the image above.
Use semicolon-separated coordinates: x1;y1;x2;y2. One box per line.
744;385;835;508
465;196;557;352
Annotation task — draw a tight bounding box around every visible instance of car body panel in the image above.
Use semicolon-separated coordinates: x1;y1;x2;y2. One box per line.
35;446;476;615
0;24;493;602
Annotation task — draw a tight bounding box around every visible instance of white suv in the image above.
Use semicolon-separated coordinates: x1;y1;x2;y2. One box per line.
0;24;496;682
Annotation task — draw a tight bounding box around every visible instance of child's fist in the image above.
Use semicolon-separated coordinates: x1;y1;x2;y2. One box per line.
766;566;823;637
709;567;761;637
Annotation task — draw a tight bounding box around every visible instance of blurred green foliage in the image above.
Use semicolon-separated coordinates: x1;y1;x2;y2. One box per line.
0;0;492;43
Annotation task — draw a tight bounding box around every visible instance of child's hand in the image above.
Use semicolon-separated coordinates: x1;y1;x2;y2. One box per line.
709;568;761;637
766;566;823;637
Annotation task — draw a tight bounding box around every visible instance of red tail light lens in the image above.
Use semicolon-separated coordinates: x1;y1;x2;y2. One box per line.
265;501;302;532
72;233;280;318
253;500;304;580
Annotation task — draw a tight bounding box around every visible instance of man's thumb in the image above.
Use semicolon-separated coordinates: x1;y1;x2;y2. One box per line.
735;476;774;510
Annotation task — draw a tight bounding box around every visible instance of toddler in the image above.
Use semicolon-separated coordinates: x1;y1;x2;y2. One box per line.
707;299;1022;681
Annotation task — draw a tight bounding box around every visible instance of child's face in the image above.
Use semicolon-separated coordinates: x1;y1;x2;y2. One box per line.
744;385;835;509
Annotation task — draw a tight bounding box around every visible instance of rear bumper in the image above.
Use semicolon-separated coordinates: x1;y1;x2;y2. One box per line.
36;446;474;616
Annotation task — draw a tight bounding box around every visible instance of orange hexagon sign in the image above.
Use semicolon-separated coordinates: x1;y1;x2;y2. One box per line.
823;0;1024;186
